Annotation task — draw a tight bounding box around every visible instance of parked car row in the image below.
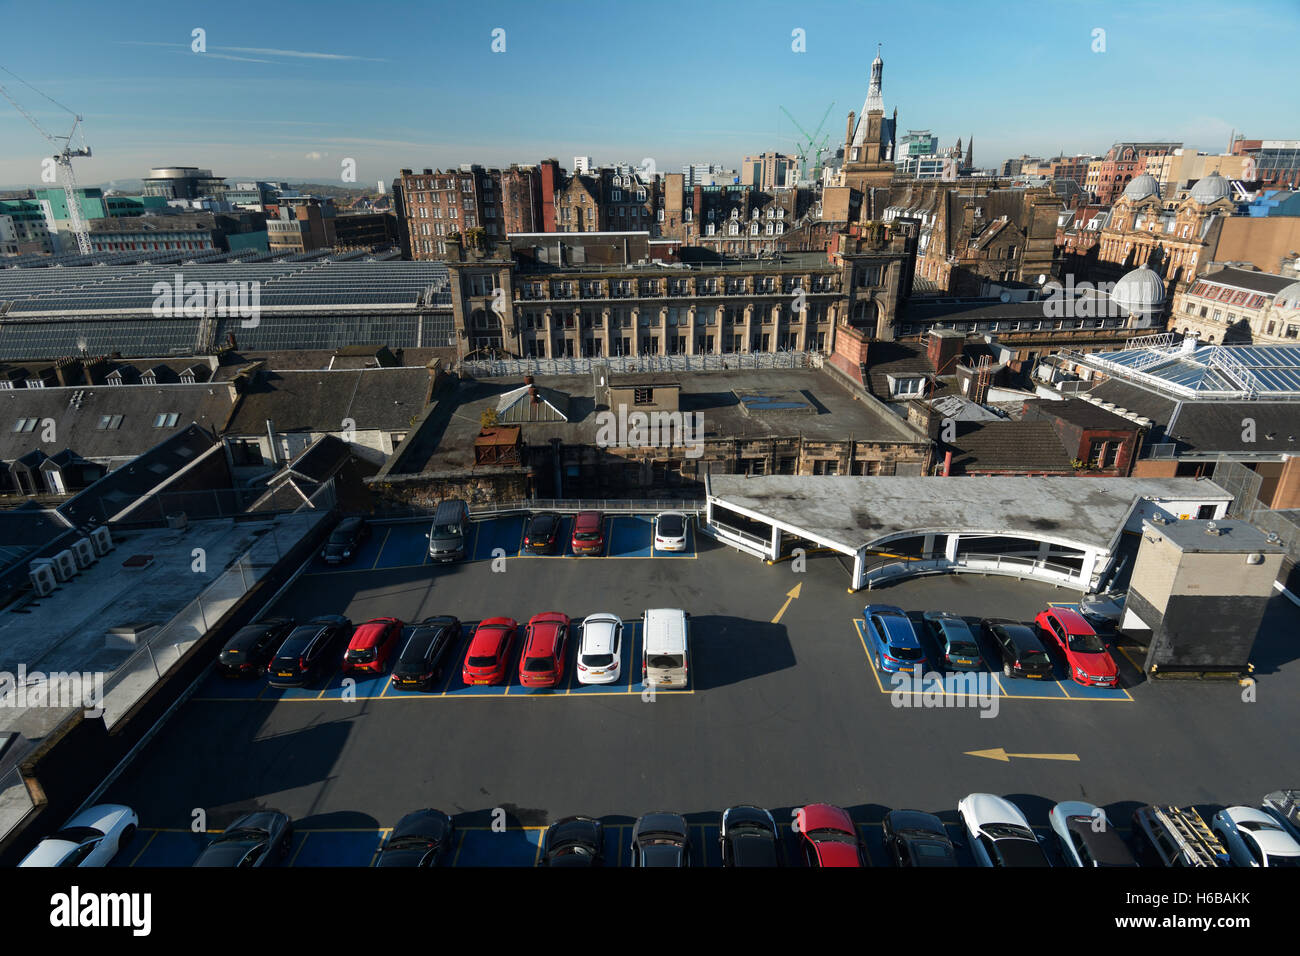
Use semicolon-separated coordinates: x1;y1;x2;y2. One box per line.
21;790;1299;867
863;603;1120;686
219;608;691;690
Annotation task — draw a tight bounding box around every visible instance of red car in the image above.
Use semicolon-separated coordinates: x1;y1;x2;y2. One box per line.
797;804;867;867
342;617;403;674
519;612;571;688
569;511;605;555
462;617;518;685
1034;606;1119;687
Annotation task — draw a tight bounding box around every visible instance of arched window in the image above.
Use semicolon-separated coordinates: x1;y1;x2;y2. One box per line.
728;222;739;236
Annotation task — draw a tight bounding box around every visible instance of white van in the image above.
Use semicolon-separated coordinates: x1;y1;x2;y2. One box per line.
641;608;689;688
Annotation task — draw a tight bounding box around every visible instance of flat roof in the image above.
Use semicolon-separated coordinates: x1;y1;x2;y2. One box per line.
708;475;1232;554
1144;518;1285;553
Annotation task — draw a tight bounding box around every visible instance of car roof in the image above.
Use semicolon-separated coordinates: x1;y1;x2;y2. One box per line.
338;516;364;529
801;803;854;834
874;612;920;646
962;793;1029;828
730;831;778;865
636;811;687;836
643;608;686;654
469;620;513;653
524;616;564;654
812;841;860;866
1045;606;1092;632
573;511;602;529
21;838;79;866
349;618;397;646
580;616;619;654
990;621;1043;648
887;809;946;834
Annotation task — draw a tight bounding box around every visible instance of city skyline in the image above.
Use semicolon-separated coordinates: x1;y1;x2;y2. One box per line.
2;0;1297;188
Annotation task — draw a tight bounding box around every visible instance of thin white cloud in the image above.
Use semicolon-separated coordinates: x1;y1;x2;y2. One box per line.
223;46;386;62
204;53;274;63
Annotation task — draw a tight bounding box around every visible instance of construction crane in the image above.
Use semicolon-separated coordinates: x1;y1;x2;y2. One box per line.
1;66;93;254
779;102;835;184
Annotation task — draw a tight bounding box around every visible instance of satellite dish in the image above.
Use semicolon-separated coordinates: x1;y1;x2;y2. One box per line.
999;291;1011;302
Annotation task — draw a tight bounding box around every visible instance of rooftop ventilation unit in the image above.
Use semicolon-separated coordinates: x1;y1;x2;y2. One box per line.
51;549;78;582
71;537;96;569
1150;512;1170;525
29;562;57;597
89;526;113;555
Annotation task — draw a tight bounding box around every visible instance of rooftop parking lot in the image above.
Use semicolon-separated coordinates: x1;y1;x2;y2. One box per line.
99;514;1300;865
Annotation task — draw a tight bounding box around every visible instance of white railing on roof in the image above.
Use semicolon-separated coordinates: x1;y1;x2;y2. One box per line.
1206;346;1261;399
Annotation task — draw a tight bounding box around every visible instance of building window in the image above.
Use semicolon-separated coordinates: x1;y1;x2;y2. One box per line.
96;415;124;430
153;412;179;427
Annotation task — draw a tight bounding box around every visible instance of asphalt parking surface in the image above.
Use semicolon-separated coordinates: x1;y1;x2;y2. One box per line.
101;517;1300;865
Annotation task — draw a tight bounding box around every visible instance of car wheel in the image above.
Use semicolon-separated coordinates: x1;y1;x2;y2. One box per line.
117;824;136;855
1003;662;1013;677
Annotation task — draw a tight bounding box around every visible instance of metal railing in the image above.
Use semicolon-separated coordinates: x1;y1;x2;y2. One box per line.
469;498;705;518
865;551;1085;589
460;350;822;378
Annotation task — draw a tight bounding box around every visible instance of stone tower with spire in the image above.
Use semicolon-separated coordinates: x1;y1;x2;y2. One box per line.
838;44;896;195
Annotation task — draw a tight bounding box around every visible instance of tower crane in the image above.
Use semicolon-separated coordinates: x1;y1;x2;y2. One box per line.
779;102;835;184
1;67;93;254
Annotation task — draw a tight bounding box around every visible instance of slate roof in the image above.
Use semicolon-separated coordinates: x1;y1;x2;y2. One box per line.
945;420;1073;474
864;341;933;400
1023;398;1140;430
225;367;432;434
1194;267;1293;296
0;383;233;463
286;434;353;483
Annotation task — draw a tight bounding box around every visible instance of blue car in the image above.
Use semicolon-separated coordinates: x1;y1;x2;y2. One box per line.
922;611;985;672
863;605;927;674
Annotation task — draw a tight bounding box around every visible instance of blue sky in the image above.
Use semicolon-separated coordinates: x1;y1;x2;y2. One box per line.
1;0;1296;188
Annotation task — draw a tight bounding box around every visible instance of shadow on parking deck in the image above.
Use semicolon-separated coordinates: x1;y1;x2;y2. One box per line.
689;615;796;691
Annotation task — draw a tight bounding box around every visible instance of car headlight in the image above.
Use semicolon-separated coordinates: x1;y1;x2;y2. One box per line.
343;550;351;557
1074;665;1085;677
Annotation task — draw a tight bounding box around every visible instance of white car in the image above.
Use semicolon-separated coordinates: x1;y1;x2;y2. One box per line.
957;793;1051;867
1212;806;1300;867
1049;801;1137;867
19;803;139;867
653;512;688;552
576;613;623;685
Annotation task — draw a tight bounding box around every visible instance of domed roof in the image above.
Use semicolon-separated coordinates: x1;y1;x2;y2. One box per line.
1275;280;1300;311
1122;173;1161;202
1111;264;1166;314
1190;172;1231;204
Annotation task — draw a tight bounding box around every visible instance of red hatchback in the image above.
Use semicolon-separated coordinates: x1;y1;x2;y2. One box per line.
519;613;571;688
462;617;518;685
1034;606;1119;687
570;511;605;555
342;617;403;674
797;804;867;867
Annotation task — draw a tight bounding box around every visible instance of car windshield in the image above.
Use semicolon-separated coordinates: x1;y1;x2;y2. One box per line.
1021;650;1051;665
582;653;614;668
657;515;685;535
530;516;556;534
949;641;980;656
327;530;351;544
807;827;854;844
433;523;459;536
345;647;376;663
53;826;103;842
1067;632;1106;653
523;655;553;672
1267;855;1300;867
574;531;601;541
466;655;498;668
649;654;683;669
890;646;924;661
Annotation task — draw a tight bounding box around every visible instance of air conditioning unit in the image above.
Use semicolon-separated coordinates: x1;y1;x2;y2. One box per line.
89;525;113;555
51;549;78;582
29;562;57;597
71;537;96;569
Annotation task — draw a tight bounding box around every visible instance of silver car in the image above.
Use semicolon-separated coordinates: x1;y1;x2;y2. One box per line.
1212;806;1300;867
19;803;138;867
1049;801;1137;867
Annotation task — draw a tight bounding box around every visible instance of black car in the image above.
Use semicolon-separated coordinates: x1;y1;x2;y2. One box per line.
522;512;561;554
193;811;293;867
322;517;369;565
720;805;781;867
218;618;295;677
982;619;1054;679
390;616;461;690
375;809;455;867
631;812;690;867
266;615;352;688
539;816;604;867
881;809;958;867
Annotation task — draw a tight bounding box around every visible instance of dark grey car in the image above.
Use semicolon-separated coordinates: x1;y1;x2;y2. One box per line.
632;812;690;867
375;809;455;867
882;809;958;867
193;810;293;867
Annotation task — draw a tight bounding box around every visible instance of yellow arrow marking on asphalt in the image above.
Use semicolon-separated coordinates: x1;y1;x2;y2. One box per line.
966;748;1080;763
771;583;802;624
